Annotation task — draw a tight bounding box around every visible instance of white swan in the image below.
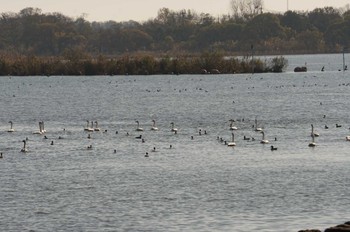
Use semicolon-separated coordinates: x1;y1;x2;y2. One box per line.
84;120;94;132
309;125;317;147
254;117;262;132
33;122;43;134
94;121;101;131
170;122;178;132
311;124;319;137
135;120;144;131
7;121;15;132
41;121;46;133
21;140;28;153
227;133;236;146
229;119;238;130
151;120;159;131
260;131;269;144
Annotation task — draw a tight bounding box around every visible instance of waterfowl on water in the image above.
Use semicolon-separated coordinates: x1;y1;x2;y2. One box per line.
227;133;236;147
94;121;101;131
84;120;94;132
311;124;319;137
254;117;262;132
260;131;269;144
135;120;144;131
151;120;159;131
8;121;15;132
21;140;28;153
309;127;316;147
170;122;178;132
229;119;238;130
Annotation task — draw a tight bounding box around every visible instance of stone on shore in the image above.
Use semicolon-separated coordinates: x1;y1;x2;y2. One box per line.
325;222;350;232
298;230;321;232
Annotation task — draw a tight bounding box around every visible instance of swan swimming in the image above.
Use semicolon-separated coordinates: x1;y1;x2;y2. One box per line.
21;140;28;153
227;133;236;146
84;120;94;132
94;121;101;131
33;121;43;134
7;121;15;132
170;122;178;132
135;120;144;131
260;131;269;144
309;125;316;147
229;119;238;130
311;124;319;137
151;120;159;131
254;117;262;132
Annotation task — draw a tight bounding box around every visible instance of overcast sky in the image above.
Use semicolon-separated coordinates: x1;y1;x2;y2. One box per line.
1;0;349;22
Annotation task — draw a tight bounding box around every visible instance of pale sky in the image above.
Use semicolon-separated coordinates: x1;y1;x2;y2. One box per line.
1;0;349;22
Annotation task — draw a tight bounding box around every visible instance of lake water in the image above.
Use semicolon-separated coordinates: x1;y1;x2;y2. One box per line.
0;54;349;232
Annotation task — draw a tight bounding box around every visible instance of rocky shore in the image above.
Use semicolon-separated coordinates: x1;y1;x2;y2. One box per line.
299;221;350;232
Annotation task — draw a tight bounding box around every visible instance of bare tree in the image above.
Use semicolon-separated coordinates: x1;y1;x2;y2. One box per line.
230;0;264;20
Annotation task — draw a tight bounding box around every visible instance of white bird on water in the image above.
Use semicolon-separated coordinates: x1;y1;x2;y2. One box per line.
260;131;269;144
311;124;319;137
170;122;178;132
151;120;159;131
254;117;262;132
84;120;94;132
309;125;316;147
135;120;144;131
229;119;238;130
7;121;15;132
21;140;28;153
227;133;236;146
94;121;101;131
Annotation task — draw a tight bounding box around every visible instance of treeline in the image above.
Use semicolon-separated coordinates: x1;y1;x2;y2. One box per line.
0;53;287;76
1;6;350;57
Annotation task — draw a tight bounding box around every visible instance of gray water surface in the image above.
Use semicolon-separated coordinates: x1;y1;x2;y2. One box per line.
0;54;350;231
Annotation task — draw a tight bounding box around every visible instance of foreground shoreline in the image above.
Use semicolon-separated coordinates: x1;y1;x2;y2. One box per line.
299;221;350;232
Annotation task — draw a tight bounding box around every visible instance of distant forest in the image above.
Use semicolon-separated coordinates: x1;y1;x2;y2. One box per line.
0;5;349;75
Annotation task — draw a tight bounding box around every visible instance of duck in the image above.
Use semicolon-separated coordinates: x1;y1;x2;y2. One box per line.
0;152;3;158
270;146;277;151
243;135;250;141
346;136;350;141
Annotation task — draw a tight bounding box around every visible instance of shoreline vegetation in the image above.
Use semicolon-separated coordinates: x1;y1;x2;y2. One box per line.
0;53;288;76
1;3;350;76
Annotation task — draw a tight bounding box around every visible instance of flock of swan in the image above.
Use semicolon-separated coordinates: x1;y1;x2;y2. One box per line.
1;116;350;160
